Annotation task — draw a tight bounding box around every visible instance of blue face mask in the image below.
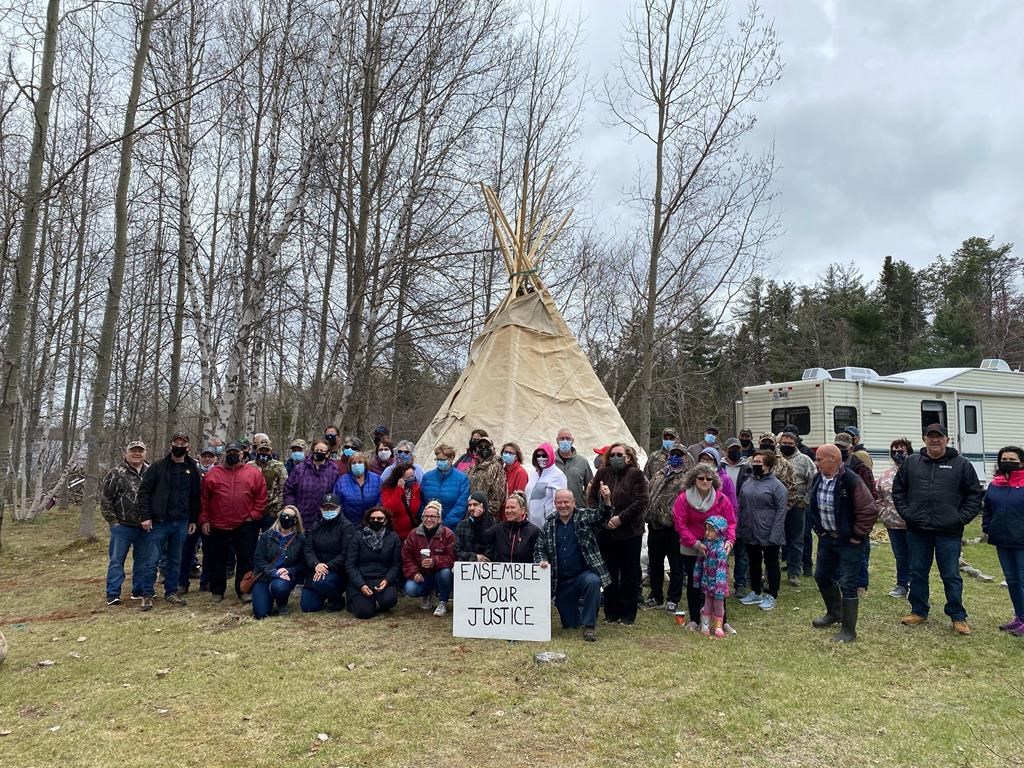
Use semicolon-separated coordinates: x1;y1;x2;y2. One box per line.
557;439;572;454
321;508;339;521
662;439;674;451
704;434;716;444
436;459;450;472
667;454;684;467
396;451;412;462
342;447;355;458
215;445;224;455
291;451;305;462
501;451;516;465
351;463;366;477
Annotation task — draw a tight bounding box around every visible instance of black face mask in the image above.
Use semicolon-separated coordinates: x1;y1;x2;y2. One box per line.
752;465;766;478
312;451;328;462
367;519;385;532
256;453;271;463
759;442;774;450
739;439;752;448
469;438;480;451
279;515;296;530
170;445;188;458
325;434;338;444
726;448;742;461
225;453;241;466
838;448;850;461
477;446;493;459
998;460;1021;475
779;445;797;457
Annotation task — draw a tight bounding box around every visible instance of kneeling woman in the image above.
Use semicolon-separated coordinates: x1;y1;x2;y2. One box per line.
252;505;306;619
402;500;457;616
345;506;402;619
302;493;354;612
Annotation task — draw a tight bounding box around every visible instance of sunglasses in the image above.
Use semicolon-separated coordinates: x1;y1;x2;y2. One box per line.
696;476;713;482
342;444;355;450
369;516;386;523
609;453;626;458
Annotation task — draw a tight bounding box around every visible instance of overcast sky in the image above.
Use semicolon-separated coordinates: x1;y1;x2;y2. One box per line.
564;0;1024;285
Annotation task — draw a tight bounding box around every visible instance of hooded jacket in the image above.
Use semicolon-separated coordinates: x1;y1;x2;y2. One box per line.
484;519;541;563
697;447;739;515
504;459;529;496
524;443;568;528
983;469;1024;548
891;447;981;536
468;456;508;523
420;465;470;529
673;486;737;551
455;512;496;561
304;514;355;575
737;471;788;546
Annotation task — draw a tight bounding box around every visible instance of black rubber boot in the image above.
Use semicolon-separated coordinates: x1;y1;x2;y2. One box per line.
832;598;858;643
812;584;842;628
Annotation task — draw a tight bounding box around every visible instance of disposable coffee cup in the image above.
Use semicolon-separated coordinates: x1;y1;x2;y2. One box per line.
420;548;431;558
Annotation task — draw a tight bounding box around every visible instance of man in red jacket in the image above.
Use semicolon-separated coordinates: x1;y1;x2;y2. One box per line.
199;441;268;602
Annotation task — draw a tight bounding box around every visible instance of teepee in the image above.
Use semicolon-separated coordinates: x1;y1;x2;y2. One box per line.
417;169;643;461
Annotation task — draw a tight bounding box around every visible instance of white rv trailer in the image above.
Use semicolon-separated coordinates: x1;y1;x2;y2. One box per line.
734;359;1024;482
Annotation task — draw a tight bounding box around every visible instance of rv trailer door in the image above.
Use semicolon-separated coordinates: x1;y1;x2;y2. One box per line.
957;399;986;480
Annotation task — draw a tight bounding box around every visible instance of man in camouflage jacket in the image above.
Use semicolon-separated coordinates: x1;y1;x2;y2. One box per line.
252;436;288;528
102;440;151;605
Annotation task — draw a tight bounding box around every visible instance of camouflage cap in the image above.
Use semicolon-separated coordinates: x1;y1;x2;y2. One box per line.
289;438;307;450
127;440;146;451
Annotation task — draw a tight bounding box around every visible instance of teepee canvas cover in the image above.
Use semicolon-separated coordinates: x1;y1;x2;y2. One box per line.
417;175;642;459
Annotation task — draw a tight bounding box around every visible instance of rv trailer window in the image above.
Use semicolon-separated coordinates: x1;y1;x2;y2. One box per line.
963;405;978;434
833;406;858;435
771;407;811;435
920;400;947;434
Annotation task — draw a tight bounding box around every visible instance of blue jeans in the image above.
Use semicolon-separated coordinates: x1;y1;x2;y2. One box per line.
814;534;862;599
784;505;805;578
907;530;966;621
178;527;202;587
803;508;814;572
404;569;454;602
858;538;871;589
106;524;152;598
554;570;601;629
733;542;750;593
996;546;1024;619
888;528;910;588
142;520;189;597
252;577;297;619
301;572;345;612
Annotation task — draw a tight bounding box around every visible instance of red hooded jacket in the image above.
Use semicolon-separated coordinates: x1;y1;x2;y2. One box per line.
199;462;268;530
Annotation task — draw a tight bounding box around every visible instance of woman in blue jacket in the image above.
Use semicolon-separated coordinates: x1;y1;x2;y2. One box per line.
333;452;382;526
983;446;1024;636
420;444;470;529
251;506;306;619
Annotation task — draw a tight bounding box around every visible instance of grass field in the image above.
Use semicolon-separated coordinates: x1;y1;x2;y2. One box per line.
1;510;1021;768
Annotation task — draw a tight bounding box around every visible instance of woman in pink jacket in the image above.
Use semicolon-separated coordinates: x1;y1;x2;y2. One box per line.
673;464;736;631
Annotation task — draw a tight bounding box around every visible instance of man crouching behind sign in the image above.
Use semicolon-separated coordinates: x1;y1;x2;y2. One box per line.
535;485;615;642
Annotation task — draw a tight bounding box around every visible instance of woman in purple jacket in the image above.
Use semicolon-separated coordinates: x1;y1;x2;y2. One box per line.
283;439;341;530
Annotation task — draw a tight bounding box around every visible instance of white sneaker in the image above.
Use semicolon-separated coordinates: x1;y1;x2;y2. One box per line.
739;592;763;605
759;595;777;611
433;601;447;617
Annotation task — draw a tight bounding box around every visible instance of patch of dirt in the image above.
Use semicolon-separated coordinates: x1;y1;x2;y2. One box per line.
202;612;249;634
2;609;102;625
636;634;684;653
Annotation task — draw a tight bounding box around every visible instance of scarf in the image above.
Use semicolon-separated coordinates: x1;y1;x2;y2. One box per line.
685;485;716;513
361;525;387;551
991;469;1024;488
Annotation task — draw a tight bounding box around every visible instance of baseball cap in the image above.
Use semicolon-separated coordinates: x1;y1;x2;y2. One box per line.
669;442;688;454
833;433;854;448
289;438;307;451
661;426;679;438
738;427;752;437
225;441;244;452
924;423;948;437
321;493;341;508
844;426;861;438
200;445;216;457
127;440;146;451
594;445;610;455
170;430;189;442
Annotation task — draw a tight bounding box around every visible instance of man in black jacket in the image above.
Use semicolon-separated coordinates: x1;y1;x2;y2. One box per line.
892;423;982;635
137;431;202;611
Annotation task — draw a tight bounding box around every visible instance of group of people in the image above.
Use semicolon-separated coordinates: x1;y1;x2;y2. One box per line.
100;420;1024;641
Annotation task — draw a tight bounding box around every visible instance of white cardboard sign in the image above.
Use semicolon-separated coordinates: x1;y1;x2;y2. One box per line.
452;561;551;642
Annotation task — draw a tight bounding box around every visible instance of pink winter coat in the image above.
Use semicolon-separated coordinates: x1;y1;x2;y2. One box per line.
673;489;737;551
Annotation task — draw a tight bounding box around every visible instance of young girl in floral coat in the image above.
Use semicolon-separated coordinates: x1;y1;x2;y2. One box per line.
696;515;731;639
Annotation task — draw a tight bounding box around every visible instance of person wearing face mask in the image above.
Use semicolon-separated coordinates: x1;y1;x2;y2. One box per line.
455;429;488;473
402;500;457;616
371;424;390;451
456;492;496;562
380;463;423;540
252;437;288;531
421;444;470;529
467;437;507;523
198;446;217;475
332;451;381;526
843;426;873;470
301;494;354;612
644;426;682;481
284;439;341;531
777;431;817;587
198;441;268;603
101;440;152;607
983;446;1024;636
136;432;202;611
892;423;982;635
554;428;594;508
331;435;362;476
251;506;306;619
877;438;912;598
737;428;756;459
588;442;649;625
782;423;815;460
524;443;568;529
737;450;788;611
500;442;529;497
284;439;306;475
346;506;402;619
323;425;342;462
834;432;878;596
378;440;425;483
643;443;691;611
688;425;724;465
697;448;738;517
721;438;753;596
367;437;395;476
